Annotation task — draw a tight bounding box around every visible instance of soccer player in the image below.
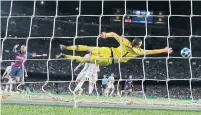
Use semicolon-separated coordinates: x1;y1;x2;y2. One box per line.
1;62;14;92
106;73;115;97
2;62;14;80
57;32;173;65
121;75;133;97
73;53;99;96
101;75;108;96
3;63;28;92
8;44;47;92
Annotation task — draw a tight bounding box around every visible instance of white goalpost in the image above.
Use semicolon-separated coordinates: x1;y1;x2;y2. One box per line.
1;0;201;110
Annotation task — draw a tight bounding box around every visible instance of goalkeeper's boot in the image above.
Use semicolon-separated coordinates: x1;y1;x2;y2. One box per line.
59;44;66;51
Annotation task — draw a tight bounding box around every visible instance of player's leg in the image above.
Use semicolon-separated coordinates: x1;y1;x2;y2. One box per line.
56;53;86;63
127;88;132;96
120;89;125;96
73;72;84;95
120;82;125;96
105;84;111;97
60;45;112;57
1;76;8;91
103;84;107;96
123;86;128;97
88;72;97;95
88;82;94;95
57;54;112;66
13;68;23;92
74;77;86;93
59;45;112;59
5;67;16;92
15;67;23;83
3;78;7;91
9;79;15;92
76;72;85;82
60;44;93;52
109;84;115;97
91;47;111;57
4;81;9;92
6;79;15;92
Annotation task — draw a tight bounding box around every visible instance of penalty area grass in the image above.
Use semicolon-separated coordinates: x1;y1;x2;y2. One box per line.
1;104;201;115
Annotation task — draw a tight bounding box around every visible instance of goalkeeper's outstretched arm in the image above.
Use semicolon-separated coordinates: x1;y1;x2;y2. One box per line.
133;47;173;56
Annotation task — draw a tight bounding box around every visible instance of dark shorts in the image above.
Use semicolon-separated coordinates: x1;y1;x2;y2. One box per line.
102;84;107;89
124;85;132;90
10;66;22;80
119;82;125;90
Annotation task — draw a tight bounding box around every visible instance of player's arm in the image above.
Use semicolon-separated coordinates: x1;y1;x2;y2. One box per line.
64;55;88;63
100;32;132;47
12;44;21;56
33;53;47;57
13;44;19;53
27;52;47;58
133;47;173;56
74;63;84;72
56;53;90;63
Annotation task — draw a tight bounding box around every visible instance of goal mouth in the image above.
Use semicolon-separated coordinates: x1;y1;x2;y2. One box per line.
1;0;201;111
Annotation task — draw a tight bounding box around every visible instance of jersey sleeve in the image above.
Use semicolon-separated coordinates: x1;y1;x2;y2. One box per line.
106;32;132;47
132;48;166;56
27;52;33;58
13;50;20;56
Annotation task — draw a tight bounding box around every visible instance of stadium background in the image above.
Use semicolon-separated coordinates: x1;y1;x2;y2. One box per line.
1;1;201;101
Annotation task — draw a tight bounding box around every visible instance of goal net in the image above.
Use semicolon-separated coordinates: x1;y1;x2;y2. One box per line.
1;0;201;108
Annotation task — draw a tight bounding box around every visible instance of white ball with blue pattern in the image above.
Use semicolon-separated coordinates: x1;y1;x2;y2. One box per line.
181;47;191;57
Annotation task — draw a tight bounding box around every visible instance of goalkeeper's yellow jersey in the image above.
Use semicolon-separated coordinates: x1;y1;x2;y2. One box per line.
107;32;166;63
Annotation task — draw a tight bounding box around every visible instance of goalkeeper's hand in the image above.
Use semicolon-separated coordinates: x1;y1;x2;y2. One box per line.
100;32;107;39
164;47;173;54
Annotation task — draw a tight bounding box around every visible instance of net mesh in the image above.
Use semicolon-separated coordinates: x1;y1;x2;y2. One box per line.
1;0;201;108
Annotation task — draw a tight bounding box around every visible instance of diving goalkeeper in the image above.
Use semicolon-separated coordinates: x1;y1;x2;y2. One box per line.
57;32;173;65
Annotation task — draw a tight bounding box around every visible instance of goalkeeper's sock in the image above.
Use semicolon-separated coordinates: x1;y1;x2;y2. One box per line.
65;45;88;51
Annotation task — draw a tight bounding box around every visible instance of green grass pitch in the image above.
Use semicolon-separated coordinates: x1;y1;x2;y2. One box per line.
1;104;201;115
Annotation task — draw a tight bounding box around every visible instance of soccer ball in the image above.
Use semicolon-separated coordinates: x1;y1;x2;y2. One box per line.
181;47;191;57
